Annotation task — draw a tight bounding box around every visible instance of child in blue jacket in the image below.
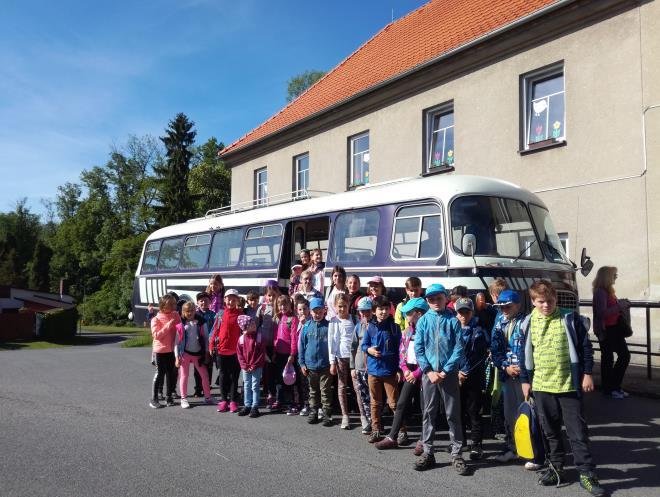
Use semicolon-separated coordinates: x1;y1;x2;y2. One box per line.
362;295;401;443
298;297;332;426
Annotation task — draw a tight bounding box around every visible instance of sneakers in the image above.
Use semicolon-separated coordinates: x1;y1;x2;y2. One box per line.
229;401;239;413
579;472;606;496
469;443;483;461
413;440;424;457
286;406;299;416
538;465;565;487
494;450;518;463
270;401;281;412
610;390;626;400
165;398;175;407
525;461;543;471
299;406;310;416
180;398;190;409
238;406;251;417
413;452;436;471
618;389;629;398
317;408;323;420
308;408;319;424
266;395;274;408
374;437;398;450
204;397;215;405
217;400;228;412
322;409;333;427
452;456;469;476
340;415;350;430
368;431;383;443
397;431;410;446
149;399;163;409
360;416;371;435
249;407;260;418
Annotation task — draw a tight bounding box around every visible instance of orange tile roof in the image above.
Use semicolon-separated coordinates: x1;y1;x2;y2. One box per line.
222;0;560;156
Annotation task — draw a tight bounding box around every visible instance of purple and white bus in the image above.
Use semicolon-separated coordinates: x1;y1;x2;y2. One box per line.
131;174;579;324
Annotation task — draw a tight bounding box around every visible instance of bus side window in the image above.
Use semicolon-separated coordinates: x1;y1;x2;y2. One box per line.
332;209;379;264
242;224;283;267
141;240;161;273
157;238;183;271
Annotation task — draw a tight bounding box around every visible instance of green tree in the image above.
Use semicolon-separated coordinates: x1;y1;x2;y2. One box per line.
286;70;326;102
26;240;53;291
0;199;41;286
189;137;231;216
154;113;196;226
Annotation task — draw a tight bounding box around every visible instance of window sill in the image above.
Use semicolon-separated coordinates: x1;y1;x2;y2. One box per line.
422;165;455;177
519;139;566;155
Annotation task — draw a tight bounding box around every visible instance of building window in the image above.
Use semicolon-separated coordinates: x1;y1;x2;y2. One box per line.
255;167;267;206
425;105;454;172
293;153;309;198
349;132;369;187
522;63;565;150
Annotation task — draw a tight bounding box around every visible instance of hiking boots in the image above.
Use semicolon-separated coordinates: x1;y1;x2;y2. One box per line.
248;407;260;418
322;409;333;427
237;406;251;417
368;430;383;443
452;456;469;476
397;431;410;446
469;443;483;461
538;465;566;487
579;473;606;496
308;409;319;424
413;452;436;471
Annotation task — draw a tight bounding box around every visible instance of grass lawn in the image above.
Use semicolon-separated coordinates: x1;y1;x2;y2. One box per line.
121;331;152;348
81;324;145;334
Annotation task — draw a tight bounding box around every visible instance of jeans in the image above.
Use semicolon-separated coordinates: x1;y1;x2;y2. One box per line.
460;368;485;444
307;368;332;411
152;352;176;402
599;326;630;394
534;391;595;473
179;353;211;399
368;374;398;432
421;373;463;456
243;368;263;408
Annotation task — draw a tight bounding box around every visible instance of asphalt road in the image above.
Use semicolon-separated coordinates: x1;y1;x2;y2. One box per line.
1;339;659;497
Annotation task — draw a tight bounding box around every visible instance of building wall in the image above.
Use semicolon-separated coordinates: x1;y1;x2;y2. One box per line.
230;4;659;315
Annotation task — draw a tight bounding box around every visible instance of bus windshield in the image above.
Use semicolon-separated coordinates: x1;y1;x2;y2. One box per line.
529;204;571;264
451;196;543;260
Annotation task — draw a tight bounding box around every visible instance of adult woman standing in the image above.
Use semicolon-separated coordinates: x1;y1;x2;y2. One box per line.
592;266;631;399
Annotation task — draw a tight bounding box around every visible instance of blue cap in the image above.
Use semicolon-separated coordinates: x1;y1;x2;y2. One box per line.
495;289;521;305
309;297;325;310
424;283;448;298
401;297;429;314
356;297;373;311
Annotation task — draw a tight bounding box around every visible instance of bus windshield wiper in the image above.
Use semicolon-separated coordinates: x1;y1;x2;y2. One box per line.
511;238;537;264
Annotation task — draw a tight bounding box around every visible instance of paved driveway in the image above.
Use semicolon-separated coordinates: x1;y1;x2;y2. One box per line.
1;341;659;497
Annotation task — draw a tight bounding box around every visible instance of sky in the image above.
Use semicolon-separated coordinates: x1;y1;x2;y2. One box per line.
0;0;427;218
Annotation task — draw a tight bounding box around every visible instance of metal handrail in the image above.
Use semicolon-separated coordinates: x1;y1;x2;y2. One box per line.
578;299;660;380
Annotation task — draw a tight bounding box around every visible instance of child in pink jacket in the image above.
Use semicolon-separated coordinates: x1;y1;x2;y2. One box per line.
150;294;181;408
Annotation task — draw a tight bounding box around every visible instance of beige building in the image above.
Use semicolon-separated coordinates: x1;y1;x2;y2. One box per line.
221;0;660;353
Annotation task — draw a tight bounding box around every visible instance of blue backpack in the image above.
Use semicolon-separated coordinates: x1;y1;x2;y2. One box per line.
514;398;545;464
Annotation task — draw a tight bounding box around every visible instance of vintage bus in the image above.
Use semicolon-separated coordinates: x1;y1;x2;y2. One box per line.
131;174;581;324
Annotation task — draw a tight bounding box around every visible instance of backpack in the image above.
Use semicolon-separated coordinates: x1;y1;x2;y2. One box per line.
514;398;545;463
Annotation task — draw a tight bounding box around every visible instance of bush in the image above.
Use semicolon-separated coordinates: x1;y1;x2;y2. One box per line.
35;307;78;339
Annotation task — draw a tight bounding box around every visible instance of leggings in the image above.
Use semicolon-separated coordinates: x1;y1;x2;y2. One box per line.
353;370;371;423
388;378;421;440
152;352;176;402
599;326;630;394
216;353;241;402
335;358;351;416
179;353;211;399
274;352;293;405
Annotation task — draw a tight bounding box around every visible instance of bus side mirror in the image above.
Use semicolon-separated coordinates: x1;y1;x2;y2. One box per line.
462;234;476;257
580;248;594;277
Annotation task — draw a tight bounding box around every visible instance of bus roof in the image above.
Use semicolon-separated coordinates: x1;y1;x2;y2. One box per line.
146;174;546;241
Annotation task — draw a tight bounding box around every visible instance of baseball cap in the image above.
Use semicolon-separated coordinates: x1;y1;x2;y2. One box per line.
495;290;521;306
367;276;384;285
357;297;373;311
454;297;474;312
225;289;240;297
309;297;325;310
425;283;448;298
401;297;430;314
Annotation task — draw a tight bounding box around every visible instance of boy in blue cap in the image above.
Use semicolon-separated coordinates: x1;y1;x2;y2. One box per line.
490;289;539;469
375;296;428;451
413;283;468;475
298;297;333;426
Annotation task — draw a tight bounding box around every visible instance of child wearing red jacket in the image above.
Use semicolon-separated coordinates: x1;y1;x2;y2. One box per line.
210;289;243;413
236;315;266;418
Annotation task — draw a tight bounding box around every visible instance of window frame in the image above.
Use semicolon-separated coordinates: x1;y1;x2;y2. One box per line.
390;202;444;261
292;152;309;198
423;102;455;175
254;167;268;206
241;223;284;268
347;131;370;189
331;208;380;264
520;61;565;152
179;232;212;270
155;236;184;271
208;227;244;270
140;240;162;274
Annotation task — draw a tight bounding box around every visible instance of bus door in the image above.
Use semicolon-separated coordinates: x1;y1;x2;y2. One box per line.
279;216;330;282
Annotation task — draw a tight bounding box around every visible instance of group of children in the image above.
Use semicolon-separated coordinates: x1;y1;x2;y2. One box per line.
149;268;606;497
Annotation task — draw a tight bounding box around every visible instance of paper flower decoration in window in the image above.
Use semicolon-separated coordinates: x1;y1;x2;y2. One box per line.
552;121;562;138
534;124;544;142
446;150;454;165
433;151;442;167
